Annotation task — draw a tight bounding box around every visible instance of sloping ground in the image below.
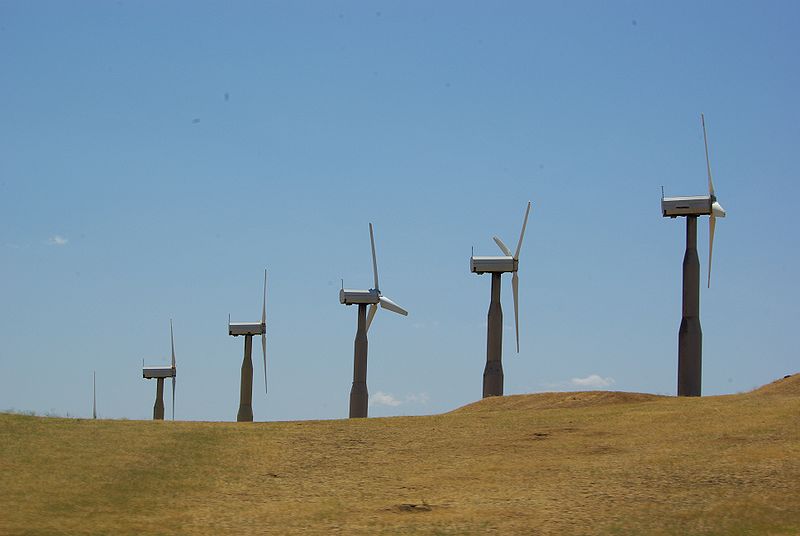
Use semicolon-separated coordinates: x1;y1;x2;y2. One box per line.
1;375;799;535
452;373;800;415
450;389;664;414
746;373;799;396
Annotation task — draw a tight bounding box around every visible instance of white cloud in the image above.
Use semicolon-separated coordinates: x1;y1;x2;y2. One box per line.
570;374;615;389
370;391;402;407
405;392;430;404
47;235;68;246
370;391;430;407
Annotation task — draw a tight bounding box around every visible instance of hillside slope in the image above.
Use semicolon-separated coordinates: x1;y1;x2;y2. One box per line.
1;375;799;535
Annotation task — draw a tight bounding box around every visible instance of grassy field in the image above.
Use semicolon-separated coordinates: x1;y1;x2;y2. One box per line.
2;375;799;535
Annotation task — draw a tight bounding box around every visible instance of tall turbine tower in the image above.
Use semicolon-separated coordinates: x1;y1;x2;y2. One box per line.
339;223;408;418
661;114;727;396
228;269;268;422
470;201;532;398
92;371;97;419
142;320;178;420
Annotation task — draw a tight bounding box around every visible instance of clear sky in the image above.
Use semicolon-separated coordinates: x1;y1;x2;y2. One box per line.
1;1;798;421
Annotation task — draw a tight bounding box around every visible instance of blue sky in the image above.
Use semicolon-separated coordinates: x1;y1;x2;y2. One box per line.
1;1;798;421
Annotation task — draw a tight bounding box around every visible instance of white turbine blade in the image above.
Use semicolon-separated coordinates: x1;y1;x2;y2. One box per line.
170;319;176;369
379;296;408;316
366;303;378;331
493;236;512;257
512;272;520;353
262;269;267;326
708;213;716;289
170;320;177;419
513;201;532;260
701;113;715;197
260;270;268;395
262;333;268;395
369;223;379;291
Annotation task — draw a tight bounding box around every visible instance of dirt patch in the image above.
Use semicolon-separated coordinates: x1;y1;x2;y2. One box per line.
389;502;434;513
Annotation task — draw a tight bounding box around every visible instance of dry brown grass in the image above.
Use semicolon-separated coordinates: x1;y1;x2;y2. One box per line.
1;374;799;535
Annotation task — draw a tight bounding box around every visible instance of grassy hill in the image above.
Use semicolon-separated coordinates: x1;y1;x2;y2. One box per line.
2;375;799;535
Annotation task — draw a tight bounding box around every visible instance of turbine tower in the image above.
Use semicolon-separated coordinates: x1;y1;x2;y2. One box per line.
661;114;727;397
142;320;177;420
228;269;268;422
470;201;532;398
339;223;408;418
92;370;96;420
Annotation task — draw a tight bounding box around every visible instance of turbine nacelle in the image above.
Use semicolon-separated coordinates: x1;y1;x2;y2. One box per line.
470;256;518;274
340;288;380;305
661;195;727;218
228;321;266;336
142;365;176;379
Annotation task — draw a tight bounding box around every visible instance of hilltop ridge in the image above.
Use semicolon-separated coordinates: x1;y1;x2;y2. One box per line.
450;389;663;414
450;372;800;414
747;372;799;396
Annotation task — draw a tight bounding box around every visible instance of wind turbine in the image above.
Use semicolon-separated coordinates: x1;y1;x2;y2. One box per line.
92;370;96;419
228;269;267;422
470;201;532;398
661;113;727;397
339;223;408;418
142;320;177;420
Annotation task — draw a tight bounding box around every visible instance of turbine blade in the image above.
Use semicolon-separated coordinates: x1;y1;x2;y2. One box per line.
170;319;176;369
379;296;408;316
171;376;176;420
493;236;512;257
366;303;378;331
512;271;520;353
262;333;268;395
514;201;532;260
701;113;715;197
262;269;267;326
708;213;716;288
369;223;379;291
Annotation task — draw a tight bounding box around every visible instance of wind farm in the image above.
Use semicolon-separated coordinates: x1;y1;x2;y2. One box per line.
2;2;799;534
